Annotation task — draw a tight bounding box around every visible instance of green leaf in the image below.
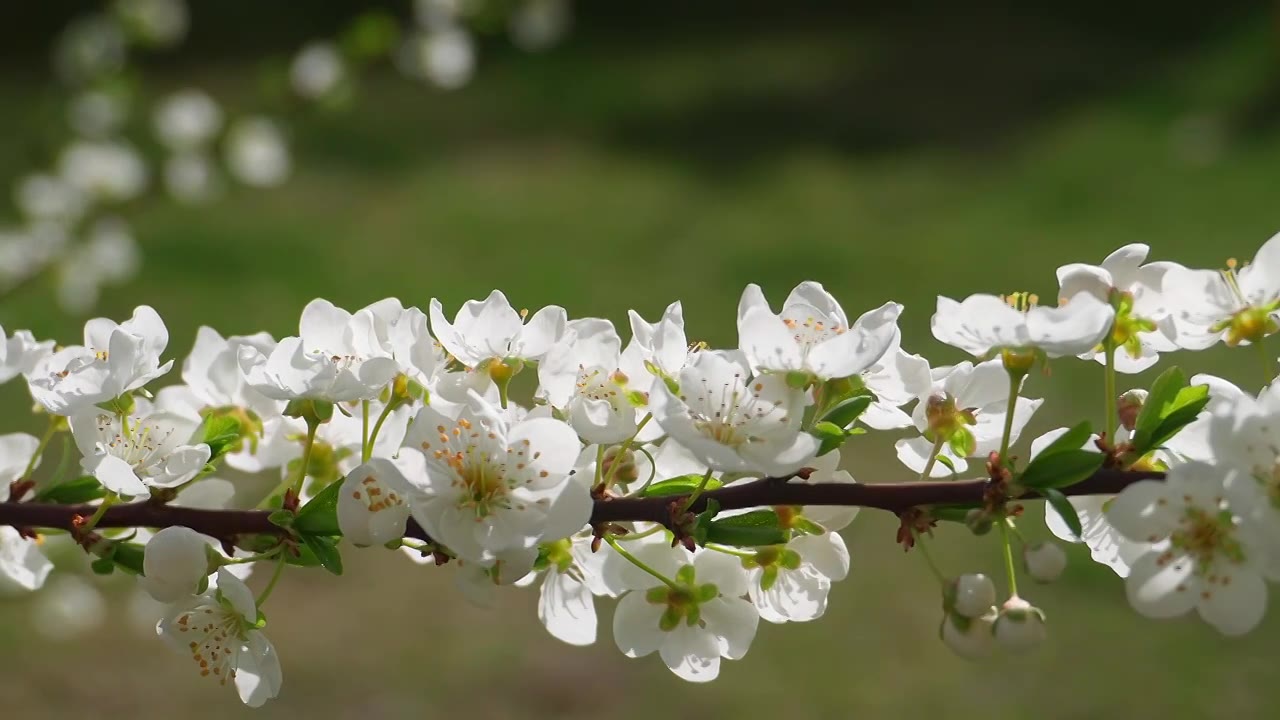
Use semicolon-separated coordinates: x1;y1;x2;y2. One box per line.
1129;368;1211;455
34;476;106;504
1132;367;1186;441
1034;421;1093;459
200;414;244;460
820;394;875;430
1043;488;1083;539
294;479;343;535
1019;449;1105;489
928;504;980;523
284;543;323;568
705;510;789;547
301;533;344;575
111;542;146;575
90;557;116;575
640;474;723;498
811;421;848;456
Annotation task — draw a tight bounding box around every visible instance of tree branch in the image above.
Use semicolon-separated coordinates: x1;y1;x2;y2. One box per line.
0;467;1165;544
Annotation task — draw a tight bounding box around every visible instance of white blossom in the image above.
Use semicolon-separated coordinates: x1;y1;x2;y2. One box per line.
157;569;283;707
28;305;173;414
650;350;817;477
142;526;214;603
238;299;400;402
153;90;224;151
895;359;1042;477
1057;243;1178;372
931;292;1114;359
737;281;901;382
1107;462;1275;636
401;393;588;563
1163;231;1280;349
611;540;759;682
70;406;210;498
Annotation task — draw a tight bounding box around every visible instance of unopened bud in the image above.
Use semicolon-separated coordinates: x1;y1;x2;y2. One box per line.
601;446;639;485
939;609;995;660
1023;542;1067;583
946;573;997;618
965;508;993;536
1117;388;1147;432
994;596;1047;653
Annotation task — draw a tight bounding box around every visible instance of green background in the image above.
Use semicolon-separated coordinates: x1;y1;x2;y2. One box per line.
1;4;1277;718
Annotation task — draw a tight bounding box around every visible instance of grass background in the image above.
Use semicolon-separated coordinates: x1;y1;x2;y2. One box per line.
1;4;1279;718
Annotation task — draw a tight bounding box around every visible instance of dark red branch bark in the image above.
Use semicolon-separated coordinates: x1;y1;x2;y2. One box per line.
0;468;1165;543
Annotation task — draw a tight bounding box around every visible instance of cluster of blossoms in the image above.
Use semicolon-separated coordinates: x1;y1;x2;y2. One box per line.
2;233;1280;707
2;0;573;315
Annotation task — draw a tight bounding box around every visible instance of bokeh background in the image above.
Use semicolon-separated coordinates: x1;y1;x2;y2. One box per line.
2;2;1280;718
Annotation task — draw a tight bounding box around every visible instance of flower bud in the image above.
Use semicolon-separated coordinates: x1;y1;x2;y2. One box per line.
964;508;993;536
939;609;995;660
947;573;997;618
1023;542;1067;583
994;595;1047;653
601;446;639;485
1117;388;1147;432
141;526;214;603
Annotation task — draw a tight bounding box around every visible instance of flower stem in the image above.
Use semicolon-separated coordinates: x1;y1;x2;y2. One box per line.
998;371;1022;464
364;398;402;463
1103;339;1118;441
612;524;663;542
256;555;288;606
605;535;679;591
1257;336;1274;388
999;520;1019;598
290;421;321;498
78;493;119;534
917;537;946;584
705;542;756;559
601;413;652;490
361;400;370;463
680;469;715;514
21;417;60;481
918;435;946;481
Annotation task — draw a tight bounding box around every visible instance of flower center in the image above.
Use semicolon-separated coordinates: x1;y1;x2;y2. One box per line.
780;307;845;354
98;413;173;472
644;565;719;631
174;604;245;686
1162;506;1245;575
1000;291;1039;312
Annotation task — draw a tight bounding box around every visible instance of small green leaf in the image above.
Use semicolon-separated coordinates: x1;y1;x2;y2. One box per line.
34;476;106;504
294;479;343;535
284;543;323;568
1133;367;1186;440
90;557;116;575
820;394;875;430
301;533;344;575
640;475;723;498
927;504;980;523
936;454;959;478
1129;368;1210;455
705;510;789;547
267;510;295;529
199;414;244;460
1034;422;1093;459
1019;449;1105;489
111;542;147;575
1043;488;1083;539
811;421;848;456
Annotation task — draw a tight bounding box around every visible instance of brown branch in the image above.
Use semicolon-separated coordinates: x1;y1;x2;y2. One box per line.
0;468;1165;544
